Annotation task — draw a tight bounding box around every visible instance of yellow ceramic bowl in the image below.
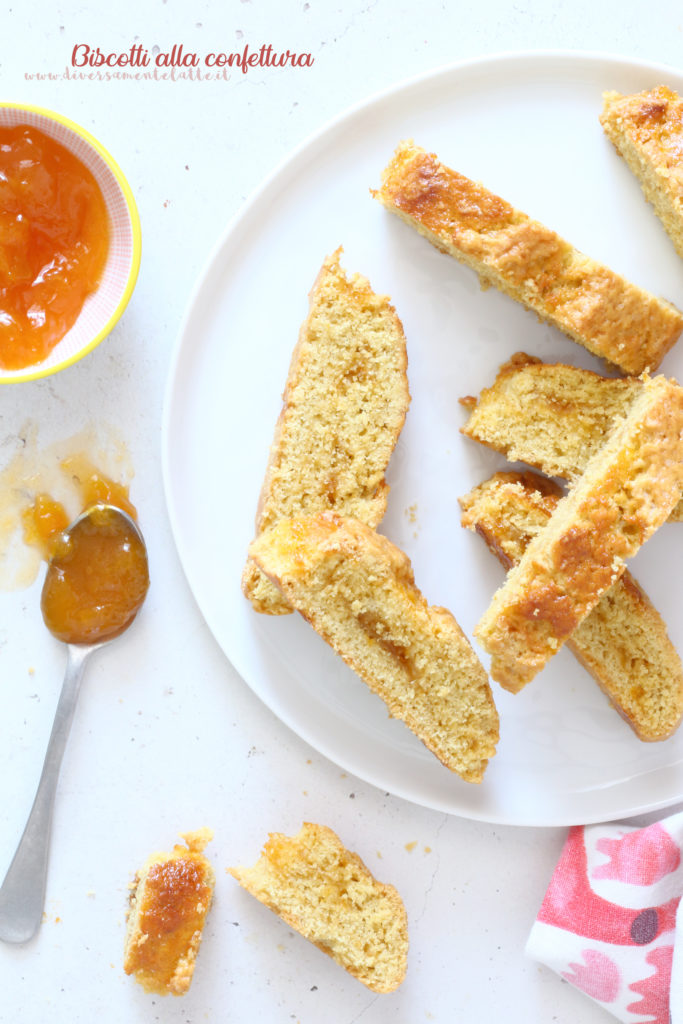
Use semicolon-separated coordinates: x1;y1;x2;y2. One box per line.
0;103;141;383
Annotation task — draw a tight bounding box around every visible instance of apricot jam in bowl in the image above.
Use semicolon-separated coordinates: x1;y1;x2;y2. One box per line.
0;104;141;383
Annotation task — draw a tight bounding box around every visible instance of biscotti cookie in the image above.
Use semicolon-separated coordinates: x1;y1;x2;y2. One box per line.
461;353;683;522
373;141;683;375
475;375;683;692
249;512;499;782
123;829;215;996
229;823;408;993
461;472;683;740
242;248;410;615
601;86;683;259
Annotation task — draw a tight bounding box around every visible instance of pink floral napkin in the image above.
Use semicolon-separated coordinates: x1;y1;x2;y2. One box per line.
526;812;683;1023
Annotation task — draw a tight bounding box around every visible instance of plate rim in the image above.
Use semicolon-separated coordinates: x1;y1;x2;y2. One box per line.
162;49;683;827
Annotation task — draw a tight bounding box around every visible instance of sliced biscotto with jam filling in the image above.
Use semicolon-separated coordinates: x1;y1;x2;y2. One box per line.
249;512;499;782
242;248;410;615
460;353;683;522
229;822;408;993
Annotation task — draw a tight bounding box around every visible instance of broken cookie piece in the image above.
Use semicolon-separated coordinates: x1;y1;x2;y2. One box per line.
229;823;408;993
123;829;215;996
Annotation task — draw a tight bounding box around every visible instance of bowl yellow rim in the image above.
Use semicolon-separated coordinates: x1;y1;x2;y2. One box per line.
0;102;142;384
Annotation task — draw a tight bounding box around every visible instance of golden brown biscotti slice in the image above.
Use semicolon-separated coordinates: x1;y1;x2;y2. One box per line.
475;374;683;692
123;829;215;996
249;512;499;782
242;248;410;615
460;353;683;522
460;472;683;740
373;141;683;375
601;86;683;259
228;823;408;993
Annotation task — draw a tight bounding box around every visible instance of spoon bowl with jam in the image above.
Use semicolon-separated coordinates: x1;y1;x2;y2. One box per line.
0;503;149;943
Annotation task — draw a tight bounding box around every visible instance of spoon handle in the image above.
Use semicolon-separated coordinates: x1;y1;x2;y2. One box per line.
0;645;92;944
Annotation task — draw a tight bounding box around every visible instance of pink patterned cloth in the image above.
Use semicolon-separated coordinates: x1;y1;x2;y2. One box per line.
526;812;683;1023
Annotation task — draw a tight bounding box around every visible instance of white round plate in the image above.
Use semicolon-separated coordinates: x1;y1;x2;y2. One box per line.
163;52;683;826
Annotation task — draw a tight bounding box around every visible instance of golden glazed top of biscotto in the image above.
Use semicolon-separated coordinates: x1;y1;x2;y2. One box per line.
123;829;215;996
375;141;683;375
600;86;683;261
460;471;683;741
475;374;683;691
602;87;683;173
378;143;563;279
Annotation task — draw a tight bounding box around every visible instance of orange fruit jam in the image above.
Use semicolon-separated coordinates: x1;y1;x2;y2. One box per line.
40;505;149;645
0;124;110;370
22;459;137;560
21;494;71;558
22;464;148;645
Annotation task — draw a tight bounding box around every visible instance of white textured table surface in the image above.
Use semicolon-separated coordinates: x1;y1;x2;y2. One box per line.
1;3;682;1023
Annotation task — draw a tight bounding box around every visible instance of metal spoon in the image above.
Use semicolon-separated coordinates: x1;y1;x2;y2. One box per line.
0;503;149;944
